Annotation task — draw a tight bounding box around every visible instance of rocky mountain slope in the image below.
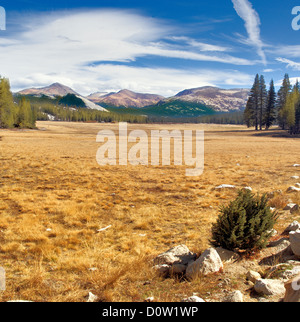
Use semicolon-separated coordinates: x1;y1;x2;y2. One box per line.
172;86;249;112
18;83;78;97
17;83;250;115
17;83;108;112
88;89;165;108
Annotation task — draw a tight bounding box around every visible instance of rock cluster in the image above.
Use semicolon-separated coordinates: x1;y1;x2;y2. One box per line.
153;220;300;302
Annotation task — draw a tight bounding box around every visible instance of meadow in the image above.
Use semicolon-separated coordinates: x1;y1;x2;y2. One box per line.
0;121;299;302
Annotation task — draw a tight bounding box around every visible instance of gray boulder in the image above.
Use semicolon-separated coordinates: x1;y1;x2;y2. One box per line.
186;248;223;280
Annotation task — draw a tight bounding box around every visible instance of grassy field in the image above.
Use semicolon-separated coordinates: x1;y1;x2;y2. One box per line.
0;121;299;302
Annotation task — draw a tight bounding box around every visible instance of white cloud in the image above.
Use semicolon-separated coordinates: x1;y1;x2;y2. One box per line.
276;57;300;71
231;0;266;64
0;9;253;95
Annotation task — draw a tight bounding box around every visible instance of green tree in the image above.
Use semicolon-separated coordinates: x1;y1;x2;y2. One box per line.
17;97;35;128
211;190;278;252
0;77;16;128
244;74;260;130
264;79;276;130
277;74;292;130
258;75;267;130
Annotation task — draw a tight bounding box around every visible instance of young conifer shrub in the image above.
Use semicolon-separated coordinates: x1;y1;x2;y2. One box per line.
211;190;278;252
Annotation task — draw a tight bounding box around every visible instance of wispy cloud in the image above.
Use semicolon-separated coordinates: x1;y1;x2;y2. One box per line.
231;0;266;65
276;57;300;71
0;9;254;95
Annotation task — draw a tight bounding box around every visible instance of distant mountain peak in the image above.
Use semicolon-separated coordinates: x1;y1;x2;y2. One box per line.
88;89;165;108
173;86;249;112
18;82;78;97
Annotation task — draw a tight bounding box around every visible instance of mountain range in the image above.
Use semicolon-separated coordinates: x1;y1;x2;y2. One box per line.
18;83;108;112
16;83;250;117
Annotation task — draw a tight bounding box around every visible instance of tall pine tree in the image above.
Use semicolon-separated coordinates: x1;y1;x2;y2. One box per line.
264;79;276;130
277;74;292;130
259;75;267;130
0;77;16;128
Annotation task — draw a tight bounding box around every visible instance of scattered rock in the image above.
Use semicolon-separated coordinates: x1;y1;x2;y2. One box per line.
287;186;300;193
296;183;300;188
154;244;196;266
87;292;98;303
243;186;252;191
279;266;300;281
144;297;154;302
268;238;290;251
246;270;261;283
215;247;240;263
97;225;112;232
284;221;300;234
293;164;300;167
181;296;205;302
291;176;300;180
290;230;300;258
169;264;186;275
283;203;299;213
284;275;300;302
222;290;243;302
215;184;236;190
254;279;286;296
153;264;170;277
186;248;223;280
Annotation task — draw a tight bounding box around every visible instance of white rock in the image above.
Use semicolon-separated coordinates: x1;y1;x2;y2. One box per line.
154;245;196;266
290;230;300;257
243;187;253;191
284;275;300;302
97;225;112;232
279;266;300;281
182;296;205;302
87;292;98;303
291;176;300;180
186;248;223;279
284;221;300;233
153;264;170;276
144;297;154;302
287;186;300;193
215;247;240;263
283;203;299;213
254;279;286;296
247;270;262;283
293;164;300;167
222;290;244;302
215;184;236;190
268;238;290;252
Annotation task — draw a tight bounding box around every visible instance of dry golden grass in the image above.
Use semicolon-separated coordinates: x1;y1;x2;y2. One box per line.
0;121;299;302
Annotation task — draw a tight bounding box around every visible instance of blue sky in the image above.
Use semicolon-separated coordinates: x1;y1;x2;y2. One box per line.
0;0;300;96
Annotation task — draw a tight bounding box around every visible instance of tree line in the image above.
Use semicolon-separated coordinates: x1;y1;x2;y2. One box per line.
0;77;36;128
244;73;300;134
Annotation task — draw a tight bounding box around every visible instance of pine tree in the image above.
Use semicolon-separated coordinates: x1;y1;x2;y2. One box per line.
0;77;16;128
244;74;260;130
264;79;276;130
211;190;278;252
277;74;292;130
17;97;35;128
258;75;267;130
